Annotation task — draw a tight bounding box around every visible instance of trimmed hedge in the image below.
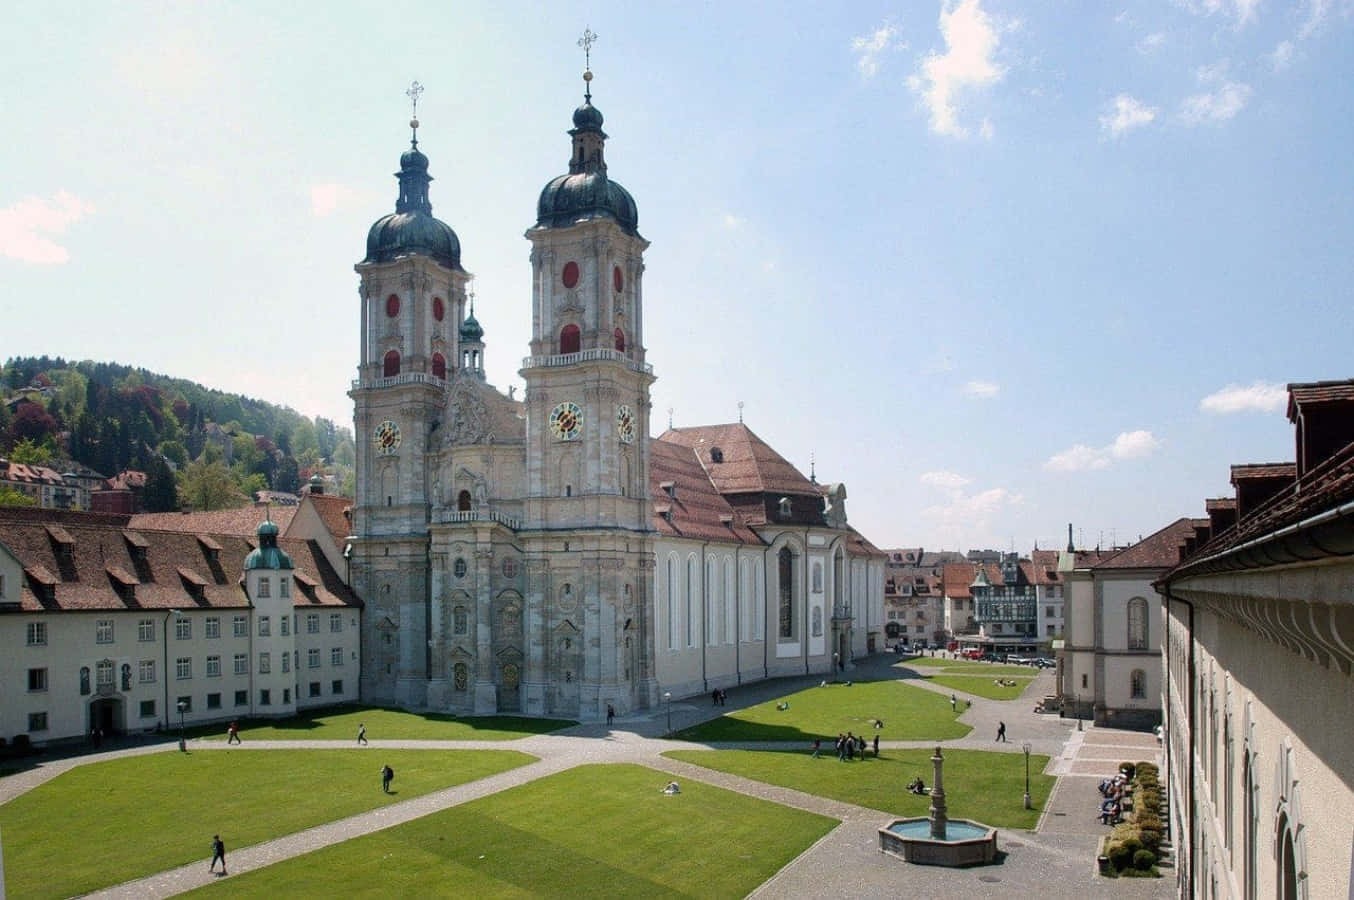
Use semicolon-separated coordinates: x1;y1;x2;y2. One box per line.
1101;759;1164;878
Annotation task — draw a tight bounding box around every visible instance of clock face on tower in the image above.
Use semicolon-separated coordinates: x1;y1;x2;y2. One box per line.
549;402;583;441
373;419;402;454
616;404;635;443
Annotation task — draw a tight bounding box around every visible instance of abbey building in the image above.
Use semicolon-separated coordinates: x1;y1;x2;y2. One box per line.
348;72;886;721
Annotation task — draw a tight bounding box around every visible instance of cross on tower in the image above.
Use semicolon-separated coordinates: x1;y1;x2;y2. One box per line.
406;81;424;145
578;28;598;70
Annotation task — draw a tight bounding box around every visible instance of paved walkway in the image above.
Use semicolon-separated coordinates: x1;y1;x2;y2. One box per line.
4;653;1171;899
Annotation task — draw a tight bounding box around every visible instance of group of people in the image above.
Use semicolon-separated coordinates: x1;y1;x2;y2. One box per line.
710;689;728;706
815;731;879;761
1098;773;1128;824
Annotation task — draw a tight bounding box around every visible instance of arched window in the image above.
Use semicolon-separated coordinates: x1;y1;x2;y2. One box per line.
724;558;736;645
778;547;795;638
666;556;678;651
1130;668;1146;699
1127;596;1148;649
453;557;467;578
383;350;401;377
1244;749;1257;900
79;666;91;695
885;621;902;638
687;555;698;647
812;561;823;593
707;558;719;645
457;490;472;512
559;324;581;354
613;328;625;352
385;294;400;317
431;353;446;379
1278;813;1298;899
121;663;132;691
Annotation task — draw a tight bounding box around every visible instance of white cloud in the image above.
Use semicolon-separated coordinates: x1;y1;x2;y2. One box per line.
1270;40;1295;70
852;23;905;79
1137;32;1167;53
920;470;973;489
1181;80;1251;123
921;486;1022;527
1044;430;1161;471
1100;94;1158;137
908;0;1006;137
722;212;746;229
1178;0;1262;26
1300;0;1331;39
0;191;95;264
962;379;1000;398
1199;381;1288;414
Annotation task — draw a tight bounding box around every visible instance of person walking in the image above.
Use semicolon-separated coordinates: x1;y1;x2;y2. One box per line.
226;722;241;745
873;734;880;758
950;694;957;712
209;834;227;875
811;738;821;759
606;704;615;726
996;721;1007;742
357;723;368;746
380;764;394;793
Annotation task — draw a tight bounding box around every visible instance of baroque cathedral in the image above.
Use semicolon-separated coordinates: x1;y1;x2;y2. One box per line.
350;67;886;721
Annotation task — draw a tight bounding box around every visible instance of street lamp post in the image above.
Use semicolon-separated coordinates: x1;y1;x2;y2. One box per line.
1076;692;1083;731
176;700;187;752
832;652;839;679
1022;742;1032;810
664;691;672;733
162;608;180;737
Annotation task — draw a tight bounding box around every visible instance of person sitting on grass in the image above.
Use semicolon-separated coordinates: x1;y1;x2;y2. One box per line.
776;701;790;711
662;781;681;794
908;777;927;795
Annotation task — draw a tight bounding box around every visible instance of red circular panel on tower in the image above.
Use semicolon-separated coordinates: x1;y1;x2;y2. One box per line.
386;294;400;318
613;266;623;293
562;261;580;289
433;297;445;321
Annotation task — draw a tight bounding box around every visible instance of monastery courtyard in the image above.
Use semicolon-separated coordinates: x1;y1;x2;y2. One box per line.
0;655;1169;899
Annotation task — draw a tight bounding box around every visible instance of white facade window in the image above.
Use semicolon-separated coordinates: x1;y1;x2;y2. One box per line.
138;619;155;642
1131;669;1147;699
175;657;192;680
233;653;248;675
330;613;342;633
27;667;47;692
257;577;271;599
258;652;271;674
139;660;156;683
279;577;290;598
96;659;114;687
307;614;320;634
282;652;291;673
96;619;114;644
308;648;321;668
259;616;271;637
233;615;247;637
28;712;47;732
331;647;343;667
175;617;191;640
281;616;290;637
1127;597;1149;650
206;655;221;677
27;622;47;646
205;617;220;639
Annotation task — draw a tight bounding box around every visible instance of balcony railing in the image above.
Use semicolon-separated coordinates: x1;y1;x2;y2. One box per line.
432;509;522;530
521;347;653;376
351;372;447;391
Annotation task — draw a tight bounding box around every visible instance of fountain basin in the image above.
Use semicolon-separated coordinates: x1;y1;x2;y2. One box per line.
878;817;998;867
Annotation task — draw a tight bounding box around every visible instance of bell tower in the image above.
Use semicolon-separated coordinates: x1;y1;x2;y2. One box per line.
350;84;473;707
517;40;658;719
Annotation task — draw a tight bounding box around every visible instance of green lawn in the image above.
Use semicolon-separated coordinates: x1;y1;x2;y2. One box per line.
921;673;1035;701
666;748;1053;830
196;704;575;742
0;749;534;900
185;764;838;898
671;680;969;742
899;657;1042;678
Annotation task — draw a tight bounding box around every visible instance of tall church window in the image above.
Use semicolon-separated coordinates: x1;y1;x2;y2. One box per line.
385;294;400;317
559;324;581;355
1127;596;1148;649
666;556;677;650
724;558;736;645
1130;668;1146;698
686;555;698;647
706;558;718;645
432;353;446;379
614;328;625;352
778;547;795;639
1278;813;1298;899
458;490;472;512
383;350;401;377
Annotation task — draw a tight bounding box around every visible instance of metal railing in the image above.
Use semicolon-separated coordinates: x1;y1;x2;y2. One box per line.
432;508;522;530
351;372;446;391
521;347;653;375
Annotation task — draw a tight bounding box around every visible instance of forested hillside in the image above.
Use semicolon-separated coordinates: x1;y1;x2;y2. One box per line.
0;356;355;510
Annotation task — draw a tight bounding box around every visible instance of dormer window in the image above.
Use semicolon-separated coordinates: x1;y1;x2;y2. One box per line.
660;481;675;499
778;497;793;519
710;447;724;463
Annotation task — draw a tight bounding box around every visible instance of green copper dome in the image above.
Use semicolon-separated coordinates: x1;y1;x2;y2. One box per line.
535;88;639;237
363;140;463;271
459;310;484;342
244;518;293;571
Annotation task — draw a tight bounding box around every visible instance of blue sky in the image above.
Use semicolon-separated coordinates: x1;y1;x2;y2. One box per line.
3;1;1351;553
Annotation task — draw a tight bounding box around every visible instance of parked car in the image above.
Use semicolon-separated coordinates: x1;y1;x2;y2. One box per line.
1036;657;1056;668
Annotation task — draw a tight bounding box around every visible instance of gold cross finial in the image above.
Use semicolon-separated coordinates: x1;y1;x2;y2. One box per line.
405;81;424;145
578;28;598;70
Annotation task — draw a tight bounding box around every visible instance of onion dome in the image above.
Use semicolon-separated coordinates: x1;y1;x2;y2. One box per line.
459;308;484;342
244;517;293;571
363;120;463;271
535;71;640;236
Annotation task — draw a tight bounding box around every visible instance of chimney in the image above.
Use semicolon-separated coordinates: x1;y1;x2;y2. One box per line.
1287;380;1354;481
1066;523;1074;553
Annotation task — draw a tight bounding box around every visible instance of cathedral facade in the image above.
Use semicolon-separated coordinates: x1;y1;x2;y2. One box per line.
349;73;885;721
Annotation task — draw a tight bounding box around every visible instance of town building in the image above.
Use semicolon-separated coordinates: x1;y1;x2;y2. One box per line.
0;459;84;510
0;505;361;745
347;69;886;722
1158;379;1354;900
882;549;945;647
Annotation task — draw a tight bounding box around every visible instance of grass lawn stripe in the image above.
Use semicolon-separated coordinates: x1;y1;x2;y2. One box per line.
196;705;574;742
920;673;1036;701
898;658;1042;677
673;680;969;743
184;763;837;899
665;748;1053;831
0;749;533;900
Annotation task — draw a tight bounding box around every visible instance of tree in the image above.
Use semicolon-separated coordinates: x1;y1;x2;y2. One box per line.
275;456;300;494
178;459;246;511
142;455;178;512
159;440;188;467
0;486;36;507
7;402;57;446
9;437;53;465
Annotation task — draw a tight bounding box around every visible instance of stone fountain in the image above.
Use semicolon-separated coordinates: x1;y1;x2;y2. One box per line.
878;746;999;866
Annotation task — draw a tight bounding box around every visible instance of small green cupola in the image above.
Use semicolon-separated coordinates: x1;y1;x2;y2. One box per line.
244;517;294;571
459;293;486;379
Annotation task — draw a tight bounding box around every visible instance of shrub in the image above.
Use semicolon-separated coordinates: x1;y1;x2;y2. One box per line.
1133;849;1157;870
1121;836;1144;858
1136;761;1159;778
1137;828;1162;852
1119;761;1137;780
1106;840;1132;871
1119;865;1160;878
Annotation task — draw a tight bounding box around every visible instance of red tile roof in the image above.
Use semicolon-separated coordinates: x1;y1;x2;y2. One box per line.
657;424;818;497
0;459;65;486
130;505;298;536
0;506;357;613
1205;497;1237;512
1286;379;1354;421
649;440;761;543
1087;517;1198;570
1229;462;1296;483
307;494;354;546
